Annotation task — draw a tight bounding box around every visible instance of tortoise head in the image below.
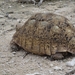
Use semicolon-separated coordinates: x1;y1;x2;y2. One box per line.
16;21;24;31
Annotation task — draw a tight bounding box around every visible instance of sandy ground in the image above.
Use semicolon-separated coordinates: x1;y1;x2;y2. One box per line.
0;0;75;75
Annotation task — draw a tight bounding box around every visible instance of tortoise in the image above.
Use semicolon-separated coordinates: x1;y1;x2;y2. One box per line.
10;13;75;60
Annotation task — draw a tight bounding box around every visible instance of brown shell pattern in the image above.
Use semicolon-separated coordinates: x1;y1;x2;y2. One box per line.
12;13;75;55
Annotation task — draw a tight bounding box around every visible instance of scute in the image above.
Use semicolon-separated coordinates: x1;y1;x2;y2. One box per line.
12;13;75;56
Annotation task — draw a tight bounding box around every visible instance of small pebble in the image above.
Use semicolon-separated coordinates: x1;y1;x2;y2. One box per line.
0;15;4;18
11;25;14;27
2;23;5;25
44;56;47;59
8;5;12;8
50;64;54;67
66;58;75;67
53;66;63;71
21;5;25;7
49;70;53;74
6;11;14;14
12;52;16;54
26;72;41;75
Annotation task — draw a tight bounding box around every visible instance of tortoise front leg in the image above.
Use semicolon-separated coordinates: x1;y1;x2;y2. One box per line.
10;40;20;51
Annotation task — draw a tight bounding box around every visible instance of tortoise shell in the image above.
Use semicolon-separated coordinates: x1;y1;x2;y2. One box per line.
11;13;75;57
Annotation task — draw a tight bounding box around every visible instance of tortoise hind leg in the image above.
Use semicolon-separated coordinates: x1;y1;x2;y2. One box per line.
51;53;64;60
10;39;30;57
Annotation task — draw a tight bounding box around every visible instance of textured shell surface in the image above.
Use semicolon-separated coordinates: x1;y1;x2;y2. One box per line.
12;13;75;55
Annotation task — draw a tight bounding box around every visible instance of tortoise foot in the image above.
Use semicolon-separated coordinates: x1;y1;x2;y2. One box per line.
10;40;20;52
51;53;64;60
